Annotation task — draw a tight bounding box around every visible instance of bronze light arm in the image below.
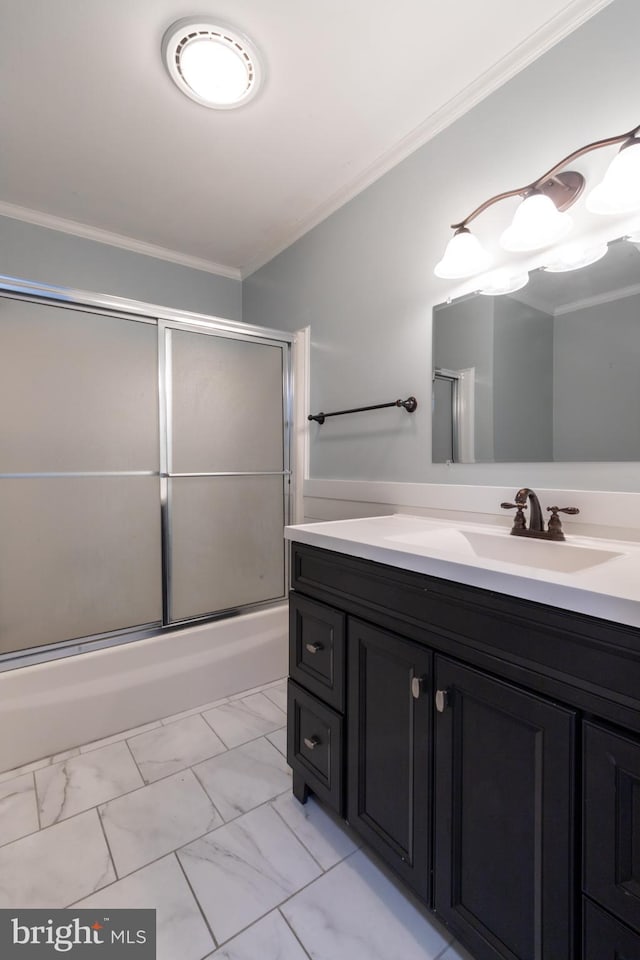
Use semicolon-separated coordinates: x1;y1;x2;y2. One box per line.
450;123;640;231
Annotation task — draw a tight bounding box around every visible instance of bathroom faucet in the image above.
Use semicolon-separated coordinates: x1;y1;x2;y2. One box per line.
515;488;544;531
500;487;579;540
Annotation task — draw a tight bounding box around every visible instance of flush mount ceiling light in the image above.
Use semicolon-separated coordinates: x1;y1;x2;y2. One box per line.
434;122;640;280
163;19;262;109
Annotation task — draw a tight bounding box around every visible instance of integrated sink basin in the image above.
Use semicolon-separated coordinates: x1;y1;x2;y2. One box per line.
386;526;624;573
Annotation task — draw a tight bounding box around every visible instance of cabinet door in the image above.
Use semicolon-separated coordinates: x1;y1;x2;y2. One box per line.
347;618;432;902
583;899;640;960
434;656;575;960
583;721;640;933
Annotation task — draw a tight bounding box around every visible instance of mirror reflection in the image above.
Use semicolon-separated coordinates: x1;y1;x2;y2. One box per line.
432;237;640;463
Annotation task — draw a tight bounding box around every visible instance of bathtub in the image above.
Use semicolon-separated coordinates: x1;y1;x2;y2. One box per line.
0;603;288;774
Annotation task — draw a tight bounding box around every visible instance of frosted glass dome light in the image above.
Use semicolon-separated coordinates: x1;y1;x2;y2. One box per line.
500;192;573;252
434;228;492;279
543;241;608;272
586;140;640;215
163;20;262;109
478;268;529;296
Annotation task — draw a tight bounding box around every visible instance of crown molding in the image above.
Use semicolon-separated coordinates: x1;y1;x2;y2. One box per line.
554;280;640;316
241;0;614;278
0;201;242;281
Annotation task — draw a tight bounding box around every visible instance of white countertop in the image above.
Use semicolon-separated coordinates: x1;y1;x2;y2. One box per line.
285;514;640;630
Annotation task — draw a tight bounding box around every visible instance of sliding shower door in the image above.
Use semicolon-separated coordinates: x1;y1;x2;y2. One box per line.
163;323;289;622
0;298;163;655
0;288;291;666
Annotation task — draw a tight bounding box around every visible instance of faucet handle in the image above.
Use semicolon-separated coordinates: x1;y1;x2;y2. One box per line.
501;501;527;531
545;505;579;540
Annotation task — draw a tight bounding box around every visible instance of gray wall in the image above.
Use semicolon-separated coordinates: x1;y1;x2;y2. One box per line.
493;298;554;463
433;297;495;462
244;0;640;491
553;292;640;460
0;217;242;321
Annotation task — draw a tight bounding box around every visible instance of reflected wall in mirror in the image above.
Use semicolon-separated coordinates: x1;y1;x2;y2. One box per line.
432;237;640;463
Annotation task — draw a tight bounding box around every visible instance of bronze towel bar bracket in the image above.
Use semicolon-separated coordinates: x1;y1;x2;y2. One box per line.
308;396;418;425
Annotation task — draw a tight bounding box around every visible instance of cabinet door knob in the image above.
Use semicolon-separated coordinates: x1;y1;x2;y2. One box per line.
303;734;321;750
305;642;324;654
435;689;450;713
411;676;424;699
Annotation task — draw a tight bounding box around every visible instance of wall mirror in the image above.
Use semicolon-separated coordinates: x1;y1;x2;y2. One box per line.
432;236;640;463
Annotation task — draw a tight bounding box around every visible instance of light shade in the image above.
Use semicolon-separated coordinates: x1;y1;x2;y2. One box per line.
500;192;573;252
434;228;491;279
478;268;529;296
544;241;608;272
586;140;640;214
163;20;261;109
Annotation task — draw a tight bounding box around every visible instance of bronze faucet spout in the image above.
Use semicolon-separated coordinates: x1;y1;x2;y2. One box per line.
514;488;544;532
502;489;580;539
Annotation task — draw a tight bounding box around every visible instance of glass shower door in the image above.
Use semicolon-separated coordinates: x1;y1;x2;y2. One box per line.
0;298;163;657
162;322;289;623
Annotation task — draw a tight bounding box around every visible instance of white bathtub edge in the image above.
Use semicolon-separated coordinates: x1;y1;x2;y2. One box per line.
0;603;288;774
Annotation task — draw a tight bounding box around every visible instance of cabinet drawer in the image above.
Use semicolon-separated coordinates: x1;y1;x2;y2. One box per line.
287;680;343;813
584;721;640;934
583;899;640;959
289;592;345;711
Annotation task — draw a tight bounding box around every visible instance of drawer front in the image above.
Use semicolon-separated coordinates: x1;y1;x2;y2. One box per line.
584;721;640;934
289;592;345;711
583;899;640;959
287;680;343;813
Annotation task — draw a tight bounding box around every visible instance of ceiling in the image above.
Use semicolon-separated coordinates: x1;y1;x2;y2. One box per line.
0;0;611;279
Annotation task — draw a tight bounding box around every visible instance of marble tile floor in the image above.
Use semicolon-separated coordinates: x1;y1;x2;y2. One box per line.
0;677;472;960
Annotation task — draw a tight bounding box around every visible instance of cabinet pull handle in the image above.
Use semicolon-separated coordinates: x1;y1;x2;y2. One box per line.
435;689;450;713
303;735;321;750
411;676;424;699
305;642;324;654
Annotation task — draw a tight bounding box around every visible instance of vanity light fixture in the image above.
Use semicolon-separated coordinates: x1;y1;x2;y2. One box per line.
435;122;640;279
163;19;262;109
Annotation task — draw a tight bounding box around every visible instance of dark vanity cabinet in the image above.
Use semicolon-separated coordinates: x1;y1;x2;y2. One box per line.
286;541;640;960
